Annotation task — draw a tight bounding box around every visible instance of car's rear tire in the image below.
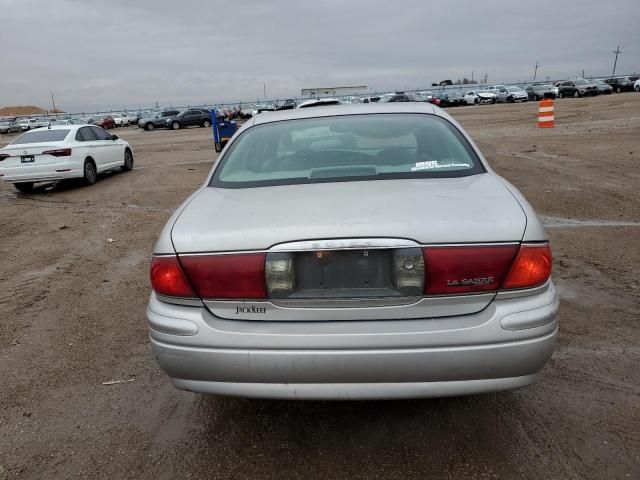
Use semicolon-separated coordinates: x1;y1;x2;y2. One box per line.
616;86;621;93
83;159;97;186
203;119;211;128
145;123;154;131
491;98;496;104
636;85;640;92
573;91;579;98
14;182;34;193
474;98;479;105
122;149;134;171
171;122;180;130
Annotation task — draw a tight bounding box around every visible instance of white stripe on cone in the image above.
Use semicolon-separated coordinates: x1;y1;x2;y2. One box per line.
538;116;554;122
539;106;554;113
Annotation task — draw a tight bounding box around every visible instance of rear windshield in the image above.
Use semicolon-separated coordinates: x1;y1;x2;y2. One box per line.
210;114;484;188
11;129;70;144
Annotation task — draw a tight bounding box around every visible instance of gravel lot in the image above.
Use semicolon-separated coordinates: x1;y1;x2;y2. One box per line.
1;95;639;479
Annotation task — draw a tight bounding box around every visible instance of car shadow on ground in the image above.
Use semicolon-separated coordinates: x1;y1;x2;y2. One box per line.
157;388;536;476
10;168;131;195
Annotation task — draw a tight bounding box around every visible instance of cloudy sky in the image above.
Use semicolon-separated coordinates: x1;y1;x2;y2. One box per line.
1;0;639;112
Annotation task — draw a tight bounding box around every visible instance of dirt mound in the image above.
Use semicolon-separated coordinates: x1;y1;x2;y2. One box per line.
0;105;49;116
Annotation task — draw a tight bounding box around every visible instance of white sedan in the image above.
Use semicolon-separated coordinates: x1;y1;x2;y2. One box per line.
0;125;133;193
111;113;130;127
464;90;498;105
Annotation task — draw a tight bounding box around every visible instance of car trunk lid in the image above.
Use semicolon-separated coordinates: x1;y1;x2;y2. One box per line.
170;174;527;320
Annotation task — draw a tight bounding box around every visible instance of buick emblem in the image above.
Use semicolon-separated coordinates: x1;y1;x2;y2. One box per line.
23;150;27;155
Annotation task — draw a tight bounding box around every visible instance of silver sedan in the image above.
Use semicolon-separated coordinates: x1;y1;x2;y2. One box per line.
147;103;558;400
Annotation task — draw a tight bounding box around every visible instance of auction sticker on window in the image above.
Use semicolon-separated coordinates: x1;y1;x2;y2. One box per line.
411;161;471;171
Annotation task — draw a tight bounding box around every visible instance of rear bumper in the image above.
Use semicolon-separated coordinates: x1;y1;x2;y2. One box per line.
172;374;542;400
0;160;83;183
147;282;559;399
152;330;556;399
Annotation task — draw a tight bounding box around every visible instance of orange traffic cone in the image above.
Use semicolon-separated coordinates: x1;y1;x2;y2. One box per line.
538;99;554;128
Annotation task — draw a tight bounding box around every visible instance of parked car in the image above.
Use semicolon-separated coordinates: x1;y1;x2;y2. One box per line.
0;119;21;134
126;112;141;125
252;104;277;114
165;109;212;130
276;99;297;110
297;98;342;108
147;103;557;400
359;96;381;104
432;92;452;107
447;91;467;106
18;118;40;131
524;84;556;101
88;115;115;129
137;110;181;131
379;93;420;103
0;125;133;193
464;90;497;105
593;80;613;95
604;77;635;93
486;85;508;102
557;79;598;98
111;113;130;127
503;86;528;103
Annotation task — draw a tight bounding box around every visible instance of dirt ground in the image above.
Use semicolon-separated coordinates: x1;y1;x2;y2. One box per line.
0;94;639;480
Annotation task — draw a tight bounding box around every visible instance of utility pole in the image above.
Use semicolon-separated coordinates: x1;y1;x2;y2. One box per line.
612;45;621;78
533;61;539;81
471;71;474;83
50;91;56;112
263;82;267;101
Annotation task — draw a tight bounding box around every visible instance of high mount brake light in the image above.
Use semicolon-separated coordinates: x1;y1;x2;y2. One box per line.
42;148;72;157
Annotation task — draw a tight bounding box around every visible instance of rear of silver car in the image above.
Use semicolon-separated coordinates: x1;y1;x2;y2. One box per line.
147;105;558;400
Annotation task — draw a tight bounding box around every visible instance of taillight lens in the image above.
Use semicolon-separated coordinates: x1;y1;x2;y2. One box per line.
150;256;196;298
180;253;267;299
503;244;552;290
43;148;72;157
423;245;519;295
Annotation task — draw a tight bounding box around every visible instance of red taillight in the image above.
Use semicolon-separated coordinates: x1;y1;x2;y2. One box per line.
150;256;196;298
503;244;552;290
423;245;519;294
0;154;9;161
43;148;72;157
179;253;267;299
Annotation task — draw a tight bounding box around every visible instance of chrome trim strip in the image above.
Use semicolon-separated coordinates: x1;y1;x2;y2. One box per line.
162;240;523;256
494;280;552;300
272;296;422;309
204;294;495;321
155;294;203;307
270;238;420;252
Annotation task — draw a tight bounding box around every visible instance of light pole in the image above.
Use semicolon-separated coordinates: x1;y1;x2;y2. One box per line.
612;45;621;78
533;61;539;82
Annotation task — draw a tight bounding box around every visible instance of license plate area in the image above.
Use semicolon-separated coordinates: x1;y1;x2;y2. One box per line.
21;155;35;163
290;249;400;299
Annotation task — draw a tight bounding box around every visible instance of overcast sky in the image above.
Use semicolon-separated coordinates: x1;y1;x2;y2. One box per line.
1;0;639;112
